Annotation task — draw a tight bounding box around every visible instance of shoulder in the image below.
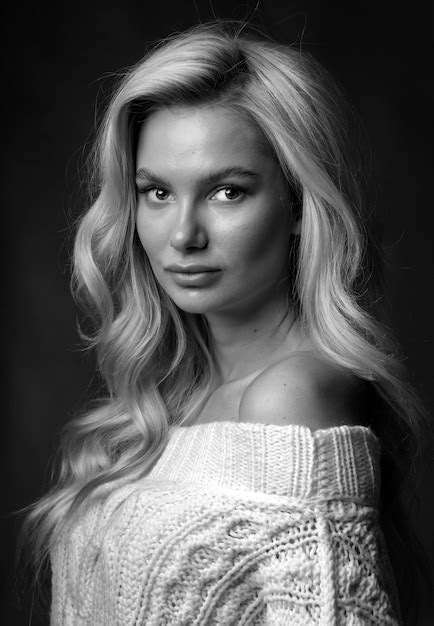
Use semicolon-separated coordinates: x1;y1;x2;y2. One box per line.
238;351;368;430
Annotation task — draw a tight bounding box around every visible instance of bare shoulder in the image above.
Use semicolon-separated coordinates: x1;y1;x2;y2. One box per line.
238;351;368;430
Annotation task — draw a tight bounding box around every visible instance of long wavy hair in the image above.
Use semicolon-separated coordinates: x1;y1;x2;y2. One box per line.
22;21;432;623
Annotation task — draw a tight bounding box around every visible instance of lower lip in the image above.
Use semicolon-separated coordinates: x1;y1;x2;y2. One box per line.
168;270;222;287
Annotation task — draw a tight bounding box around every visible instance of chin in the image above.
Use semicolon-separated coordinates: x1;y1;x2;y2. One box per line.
163;286;226;316
170;295;216;315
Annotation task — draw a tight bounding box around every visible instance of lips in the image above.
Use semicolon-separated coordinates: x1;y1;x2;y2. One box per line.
165;264;220;273
165;265;222;288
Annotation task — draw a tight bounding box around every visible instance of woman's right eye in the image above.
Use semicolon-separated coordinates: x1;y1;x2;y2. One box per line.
137;187;175;203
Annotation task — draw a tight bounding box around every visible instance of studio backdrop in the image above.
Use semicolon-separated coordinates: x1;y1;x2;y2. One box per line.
2;1;433;624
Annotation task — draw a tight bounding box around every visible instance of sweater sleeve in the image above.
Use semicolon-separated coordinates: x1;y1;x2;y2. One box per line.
50;502;102;625
50;482;140;626
255;505;401;625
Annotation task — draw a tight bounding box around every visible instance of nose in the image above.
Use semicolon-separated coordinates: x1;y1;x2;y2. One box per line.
169;201;208;252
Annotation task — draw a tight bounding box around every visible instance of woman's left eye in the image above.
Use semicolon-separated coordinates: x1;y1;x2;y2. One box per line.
211;187;245;202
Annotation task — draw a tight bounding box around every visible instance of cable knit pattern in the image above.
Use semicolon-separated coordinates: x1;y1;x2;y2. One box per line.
50;422;402;625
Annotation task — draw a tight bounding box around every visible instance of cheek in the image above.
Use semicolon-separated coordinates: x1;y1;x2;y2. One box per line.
135;213;163;266
227;206;291;270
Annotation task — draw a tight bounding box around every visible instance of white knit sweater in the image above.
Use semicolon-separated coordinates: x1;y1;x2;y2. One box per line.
50;422;402;625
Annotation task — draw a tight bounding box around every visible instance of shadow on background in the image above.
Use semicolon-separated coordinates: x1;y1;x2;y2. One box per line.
2;1;433;623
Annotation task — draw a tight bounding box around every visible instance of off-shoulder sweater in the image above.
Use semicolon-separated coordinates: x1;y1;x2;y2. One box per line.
50;422;402;625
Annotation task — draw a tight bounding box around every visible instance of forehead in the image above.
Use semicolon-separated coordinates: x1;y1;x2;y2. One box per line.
135;105;273;171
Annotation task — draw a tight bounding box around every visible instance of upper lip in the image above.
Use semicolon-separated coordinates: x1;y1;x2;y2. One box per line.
166;264;220;273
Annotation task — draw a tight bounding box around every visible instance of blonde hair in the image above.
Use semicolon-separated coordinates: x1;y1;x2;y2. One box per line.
22;21;432;621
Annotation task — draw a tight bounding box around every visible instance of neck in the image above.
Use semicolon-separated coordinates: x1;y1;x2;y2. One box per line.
204;297;302;385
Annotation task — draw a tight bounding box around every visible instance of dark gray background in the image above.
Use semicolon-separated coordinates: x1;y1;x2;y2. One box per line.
2;1;433;623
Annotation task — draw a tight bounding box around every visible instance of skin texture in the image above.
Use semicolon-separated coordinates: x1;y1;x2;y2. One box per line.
238;351;367;428
135;104;363;427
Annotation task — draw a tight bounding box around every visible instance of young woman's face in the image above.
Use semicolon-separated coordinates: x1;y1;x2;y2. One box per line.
135;105;299;316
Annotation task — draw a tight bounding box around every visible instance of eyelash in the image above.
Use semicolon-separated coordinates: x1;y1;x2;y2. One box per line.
212;186;246;202
137;187;173;202
136;185;247;203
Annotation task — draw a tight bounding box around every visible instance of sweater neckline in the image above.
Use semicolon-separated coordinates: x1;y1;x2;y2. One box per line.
170;420;378;440
149;421;381;503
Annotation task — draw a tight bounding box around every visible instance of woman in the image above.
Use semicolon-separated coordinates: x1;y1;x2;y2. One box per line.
23;22;431;624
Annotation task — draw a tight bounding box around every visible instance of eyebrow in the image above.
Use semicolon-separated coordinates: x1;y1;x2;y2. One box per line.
134;166;260;187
